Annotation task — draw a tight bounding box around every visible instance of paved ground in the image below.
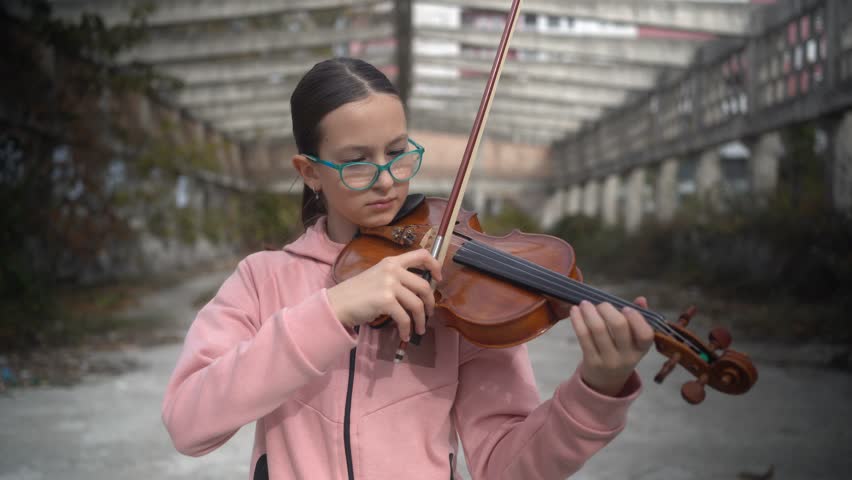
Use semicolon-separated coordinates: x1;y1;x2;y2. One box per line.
1;269;851;480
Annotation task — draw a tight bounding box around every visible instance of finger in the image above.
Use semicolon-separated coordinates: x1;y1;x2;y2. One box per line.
569;305;600;362
597;302;633;352
399;270;435;317
395;285;427;336
580;300;618;359
625;306;655;351
632;296;648;309
387;302;412;342
396;248;443;282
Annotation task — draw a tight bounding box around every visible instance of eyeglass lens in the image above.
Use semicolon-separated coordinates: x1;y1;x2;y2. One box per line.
341;151;421;189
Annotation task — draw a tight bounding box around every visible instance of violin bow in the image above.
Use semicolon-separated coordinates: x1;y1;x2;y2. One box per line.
394;0;522;363
428;0;523;265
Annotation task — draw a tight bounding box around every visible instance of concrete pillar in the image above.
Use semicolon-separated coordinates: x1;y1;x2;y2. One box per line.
624;168;645;234
751;131;784;199
540;189;567;230
567;185;582;216
582;180;600;218
657;158;679;222
832;112;852;210
601;174;620;227
697;148;722;207
472;188;488;215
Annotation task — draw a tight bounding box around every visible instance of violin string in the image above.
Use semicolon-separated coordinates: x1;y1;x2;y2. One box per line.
454;241;693;349
456;240;690;345
465;243;704;355
445;236;671;330
441;236;696;349
450;239;701;351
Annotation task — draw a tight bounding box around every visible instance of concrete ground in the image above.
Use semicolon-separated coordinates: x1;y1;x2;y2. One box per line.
1;269;850;480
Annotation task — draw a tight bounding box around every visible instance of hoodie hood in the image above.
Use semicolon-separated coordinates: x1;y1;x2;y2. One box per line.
283;216;347;266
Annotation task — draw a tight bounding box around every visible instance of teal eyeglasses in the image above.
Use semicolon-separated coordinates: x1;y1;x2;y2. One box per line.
304;138;424;191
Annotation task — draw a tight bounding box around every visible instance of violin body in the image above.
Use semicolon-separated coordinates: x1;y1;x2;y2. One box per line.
334;197;583;348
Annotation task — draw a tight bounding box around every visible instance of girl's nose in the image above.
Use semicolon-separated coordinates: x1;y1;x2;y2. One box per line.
373;166;394;190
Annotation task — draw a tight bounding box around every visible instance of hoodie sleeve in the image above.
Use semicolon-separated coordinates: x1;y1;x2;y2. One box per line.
161;259;357;457
453;340;641;480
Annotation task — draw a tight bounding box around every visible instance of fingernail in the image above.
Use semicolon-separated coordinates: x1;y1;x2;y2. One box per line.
580;300;590;307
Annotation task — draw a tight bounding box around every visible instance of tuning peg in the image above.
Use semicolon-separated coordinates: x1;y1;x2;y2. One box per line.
654;352;681;384
681;373;709;404
677;306;697;327
708;327;732;351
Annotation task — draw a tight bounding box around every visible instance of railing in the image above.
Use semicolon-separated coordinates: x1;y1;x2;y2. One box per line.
553;0;852;185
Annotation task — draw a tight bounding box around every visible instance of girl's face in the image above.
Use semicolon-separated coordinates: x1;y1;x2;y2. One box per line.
297;93;411;241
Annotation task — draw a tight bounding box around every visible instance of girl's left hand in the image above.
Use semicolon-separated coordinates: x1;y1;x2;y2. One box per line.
569;297;655;397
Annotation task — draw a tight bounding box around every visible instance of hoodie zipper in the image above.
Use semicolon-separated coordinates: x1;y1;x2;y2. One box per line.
344;327;358;480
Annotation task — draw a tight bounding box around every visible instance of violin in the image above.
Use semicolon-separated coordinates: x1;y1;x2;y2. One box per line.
333;195;758;404
333;0;757;404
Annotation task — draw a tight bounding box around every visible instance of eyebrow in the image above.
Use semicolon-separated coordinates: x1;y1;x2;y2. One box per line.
335;133;408;156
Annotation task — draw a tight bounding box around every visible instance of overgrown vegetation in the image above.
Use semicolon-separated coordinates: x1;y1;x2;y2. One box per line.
0;3;302;352
548;124;852;343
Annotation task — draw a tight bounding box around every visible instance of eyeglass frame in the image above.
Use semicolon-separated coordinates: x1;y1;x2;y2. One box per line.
303;138;425;191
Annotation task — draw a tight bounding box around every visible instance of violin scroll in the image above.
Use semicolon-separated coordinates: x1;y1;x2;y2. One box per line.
653;306;758;405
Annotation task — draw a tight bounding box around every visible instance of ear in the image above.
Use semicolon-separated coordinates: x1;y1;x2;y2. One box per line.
292;154;321;190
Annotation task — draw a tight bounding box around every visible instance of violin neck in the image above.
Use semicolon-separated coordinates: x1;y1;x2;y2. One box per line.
453;239;668;333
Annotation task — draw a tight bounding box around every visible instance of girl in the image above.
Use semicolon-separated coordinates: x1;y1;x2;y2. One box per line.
162;58;655;480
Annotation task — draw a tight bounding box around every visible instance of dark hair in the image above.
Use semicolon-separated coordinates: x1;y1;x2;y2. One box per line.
290;57;400;229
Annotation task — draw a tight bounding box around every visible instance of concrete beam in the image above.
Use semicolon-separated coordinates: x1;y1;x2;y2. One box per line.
189;90;604;126
195;94;598;136
426;0;752;36
410;107;581;132
413;116;563;144
409;94;604;121
49;0;390;27
413;76;628;107
121;23;395;64
212;106;570;144
161;54;393;87
175;82;296;107
192;101;292;121
415;53;660;90
416;26;697;67
218;115;292;133
178;71;626;110
234;128;294;143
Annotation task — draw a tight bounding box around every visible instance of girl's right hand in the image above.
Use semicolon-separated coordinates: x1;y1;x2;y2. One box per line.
326;249;443;341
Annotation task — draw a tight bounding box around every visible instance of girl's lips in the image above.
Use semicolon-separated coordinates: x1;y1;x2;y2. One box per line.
367;198;396;210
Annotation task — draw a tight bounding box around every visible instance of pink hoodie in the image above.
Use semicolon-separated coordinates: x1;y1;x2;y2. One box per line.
162;217;642;480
